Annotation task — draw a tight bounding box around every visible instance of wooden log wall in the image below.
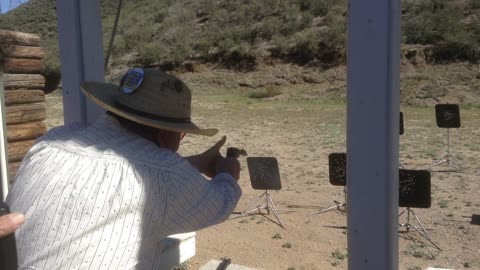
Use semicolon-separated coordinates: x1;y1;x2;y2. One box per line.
1;30;48;183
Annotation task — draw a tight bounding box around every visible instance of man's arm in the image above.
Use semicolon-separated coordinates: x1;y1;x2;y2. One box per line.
185;136;227;178
161;158;241;236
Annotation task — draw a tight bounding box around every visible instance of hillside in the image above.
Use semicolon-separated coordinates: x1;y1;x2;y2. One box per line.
1;0;479;106
1;0;479;73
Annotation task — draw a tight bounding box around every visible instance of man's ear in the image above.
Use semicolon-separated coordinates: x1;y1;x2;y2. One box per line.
155;130;181;151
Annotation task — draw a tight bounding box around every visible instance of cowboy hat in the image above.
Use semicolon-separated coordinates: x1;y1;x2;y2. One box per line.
80;68;218;136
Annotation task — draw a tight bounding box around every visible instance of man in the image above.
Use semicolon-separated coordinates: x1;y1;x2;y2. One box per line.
6;68;242;269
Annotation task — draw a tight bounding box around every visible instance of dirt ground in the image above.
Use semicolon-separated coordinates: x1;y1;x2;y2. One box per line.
45;63;480;270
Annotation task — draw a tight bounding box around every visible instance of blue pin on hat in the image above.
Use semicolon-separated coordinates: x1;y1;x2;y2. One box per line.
121;68;144;94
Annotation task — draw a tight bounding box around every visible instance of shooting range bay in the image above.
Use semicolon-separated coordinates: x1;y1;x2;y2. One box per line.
43;67;480;269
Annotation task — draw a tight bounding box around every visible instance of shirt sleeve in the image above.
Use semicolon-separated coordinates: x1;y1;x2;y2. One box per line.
161;161;242;235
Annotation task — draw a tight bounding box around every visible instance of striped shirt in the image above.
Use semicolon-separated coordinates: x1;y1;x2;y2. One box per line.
6;114;242;270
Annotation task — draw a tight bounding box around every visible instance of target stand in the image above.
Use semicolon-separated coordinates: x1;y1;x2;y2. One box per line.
314;153;347;215
430;104;463;169
399;112;406;168
240;157;286;228
471;214;480;226
399;169;441;250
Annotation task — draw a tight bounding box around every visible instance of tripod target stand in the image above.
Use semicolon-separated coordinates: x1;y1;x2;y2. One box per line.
399;169;441;251
399;112;406;168
240;157;286;228
430;104;463;169
314;153;347;215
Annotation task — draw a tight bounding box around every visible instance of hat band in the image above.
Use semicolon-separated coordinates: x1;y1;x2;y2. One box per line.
115;101;191;124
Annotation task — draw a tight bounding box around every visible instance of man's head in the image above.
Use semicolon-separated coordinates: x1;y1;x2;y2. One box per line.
106;111;184;152
81;68;218;138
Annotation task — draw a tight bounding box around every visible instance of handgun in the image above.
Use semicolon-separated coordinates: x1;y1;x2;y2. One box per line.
226;147;247;159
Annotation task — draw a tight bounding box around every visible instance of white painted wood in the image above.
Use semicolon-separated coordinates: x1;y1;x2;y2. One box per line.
157;232;196;269
346;0;401;269
0;67;10;201
56;0;105;126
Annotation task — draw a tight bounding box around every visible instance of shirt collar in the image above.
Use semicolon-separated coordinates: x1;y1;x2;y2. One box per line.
88;113;135;141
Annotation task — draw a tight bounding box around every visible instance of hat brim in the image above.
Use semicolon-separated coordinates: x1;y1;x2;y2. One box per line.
80;82;218;136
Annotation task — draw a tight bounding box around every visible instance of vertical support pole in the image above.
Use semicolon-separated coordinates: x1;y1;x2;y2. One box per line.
56;0;105;125
346;0;401;269
0;65;9;201
447;128;450;161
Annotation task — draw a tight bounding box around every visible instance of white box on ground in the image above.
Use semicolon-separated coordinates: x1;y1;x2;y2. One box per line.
156;232;196;269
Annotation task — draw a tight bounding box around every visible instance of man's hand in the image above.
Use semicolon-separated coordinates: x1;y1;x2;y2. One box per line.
216;157;241;181
0;212;25;238
186;136;227;178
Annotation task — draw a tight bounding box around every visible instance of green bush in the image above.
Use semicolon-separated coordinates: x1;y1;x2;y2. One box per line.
135;43;162;66
403;1;468;44
124;26;155;50
295;0;332;16
473;0;480;9
258;17;283;40
2;0;479;72
248;87;282;99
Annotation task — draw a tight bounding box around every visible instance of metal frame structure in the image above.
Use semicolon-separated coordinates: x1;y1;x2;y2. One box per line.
347;0;401;269
56;0;105;125
0;0;402;269
430;128;463;168
398;207;442;250
314;187;347;215
240;190;286;229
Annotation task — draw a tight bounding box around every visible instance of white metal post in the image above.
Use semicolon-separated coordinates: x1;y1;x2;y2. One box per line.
346;0;401;269
56;0;105;125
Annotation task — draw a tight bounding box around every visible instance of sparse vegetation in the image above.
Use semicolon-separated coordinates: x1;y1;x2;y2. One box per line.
1;0;479;75
282;242;293;248
331;249;347;260
438;199;449;208
272;233;283;240
248;87;283;99
172;260;191;270
404;243;440;260
331;260;341;267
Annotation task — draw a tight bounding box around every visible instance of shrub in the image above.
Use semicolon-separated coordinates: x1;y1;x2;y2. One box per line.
248;87;282;99
331;249;347;260
472;0;480;9
124;26;155;50
136;42;164;66
258;17;283;40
